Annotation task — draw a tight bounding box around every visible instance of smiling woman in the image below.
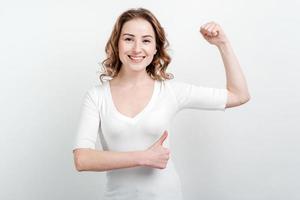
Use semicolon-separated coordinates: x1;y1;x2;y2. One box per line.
100;8;172;82
72;7;250;200
118;18;157;69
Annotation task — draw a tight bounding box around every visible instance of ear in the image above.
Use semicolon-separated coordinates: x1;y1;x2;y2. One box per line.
154;49;157;54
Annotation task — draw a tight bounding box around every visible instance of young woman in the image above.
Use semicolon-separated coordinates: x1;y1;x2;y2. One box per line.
72;7;250;200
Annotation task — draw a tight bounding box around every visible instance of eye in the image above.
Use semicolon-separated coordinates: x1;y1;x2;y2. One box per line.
143;40;151;44
124;38;133;41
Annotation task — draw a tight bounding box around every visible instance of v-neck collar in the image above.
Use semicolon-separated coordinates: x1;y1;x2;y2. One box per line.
106;79;159;124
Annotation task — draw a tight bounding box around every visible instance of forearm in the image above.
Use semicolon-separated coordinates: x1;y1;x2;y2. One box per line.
217;42;250;99
75;149;146;172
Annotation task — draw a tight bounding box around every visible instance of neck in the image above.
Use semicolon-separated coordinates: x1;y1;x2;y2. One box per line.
114;66;153;86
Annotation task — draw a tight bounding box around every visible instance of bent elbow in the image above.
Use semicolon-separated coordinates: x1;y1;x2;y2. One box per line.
226;90;251;108
240;94;251;105
73;149;85;172
75;159;84;172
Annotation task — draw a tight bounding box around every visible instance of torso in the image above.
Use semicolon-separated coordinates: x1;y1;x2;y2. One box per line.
108;79;156;118
101;79;183;200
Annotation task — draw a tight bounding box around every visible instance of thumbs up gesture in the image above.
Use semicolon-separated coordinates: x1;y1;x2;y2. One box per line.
142;130;171;169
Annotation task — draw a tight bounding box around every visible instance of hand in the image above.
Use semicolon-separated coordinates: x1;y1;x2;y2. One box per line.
200;21;229;46
142;130;170;169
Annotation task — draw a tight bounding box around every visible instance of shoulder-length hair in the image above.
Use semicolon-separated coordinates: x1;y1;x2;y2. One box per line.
99;8;174;83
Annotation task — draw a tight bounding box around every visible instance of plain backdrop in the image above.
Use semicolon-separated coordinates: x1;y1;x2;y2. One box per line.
1;0;300;200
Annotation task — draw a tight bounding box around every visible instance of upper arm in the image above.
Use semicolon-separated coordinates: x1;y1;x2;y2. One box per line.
73;88;100;150
225;90;251;108
168;80;228;112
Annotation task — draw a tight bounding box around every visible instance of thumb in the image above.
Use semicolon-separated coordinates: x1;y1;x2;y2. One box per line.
156;130;168;146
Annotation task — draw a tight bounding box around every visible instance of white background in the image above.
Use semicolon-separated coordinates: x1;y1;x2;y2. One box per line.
1;0;300;199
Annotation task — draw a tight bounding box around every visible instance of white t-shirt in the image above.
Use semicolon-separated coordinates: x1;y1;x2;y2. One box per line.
73;78;227;200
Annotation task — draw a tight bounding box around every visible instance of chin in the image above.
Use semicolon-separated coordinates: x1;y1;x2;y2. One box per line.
127;62;152;71
128;65;147;72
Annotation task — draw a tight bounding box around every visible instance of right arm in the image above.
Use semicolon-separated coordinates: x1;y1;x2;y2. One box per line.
73;149;146;172
73;130;170;172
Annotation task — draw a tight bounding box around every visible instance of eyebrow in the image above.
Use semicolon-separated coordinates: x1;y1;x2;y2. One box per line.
122;33;153;38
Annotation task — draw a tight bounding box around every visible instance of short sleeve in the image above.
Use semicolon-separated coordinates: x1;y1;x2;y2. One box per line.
72;86;101;152
168;80;228;112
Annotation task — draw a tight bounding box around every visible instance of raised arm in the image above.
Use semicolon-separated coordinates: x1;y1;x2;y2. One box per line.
200;21;251;108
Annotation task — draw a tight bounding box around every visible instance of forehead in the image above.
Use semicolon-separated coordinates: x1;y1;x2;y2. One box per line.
121;18;155;37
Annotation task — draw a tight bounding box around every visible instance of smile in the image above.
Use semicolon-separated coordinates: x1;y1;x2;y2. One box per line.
128;55;146;63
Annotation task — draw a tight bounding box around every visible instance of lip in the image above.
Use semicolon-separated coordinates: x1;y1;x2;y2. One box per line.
128;55;146;59
127;55;146;63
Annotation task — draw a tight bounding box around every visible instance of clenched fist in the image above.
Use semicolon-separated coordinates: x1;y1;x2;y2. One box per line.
142;130;170;169
200;21;229;46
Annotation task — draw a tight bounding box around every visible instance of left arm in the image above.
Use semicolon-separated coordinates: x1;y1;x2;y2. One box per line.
200;22;251;108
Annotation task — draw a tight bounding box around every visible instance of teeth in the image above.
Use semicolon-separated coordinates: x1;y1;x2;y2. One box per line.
130;56;144;59
128;55;145;62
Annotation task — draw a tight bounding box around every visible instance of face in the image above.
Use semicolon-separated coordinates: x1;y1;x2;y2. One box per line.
118;18;157;72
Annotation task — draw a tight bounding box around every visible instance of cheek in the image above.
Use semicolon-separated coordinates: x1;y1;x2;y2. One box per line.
145;46;156;55
118;41;130;53
118;43;125;53
118;44;126;63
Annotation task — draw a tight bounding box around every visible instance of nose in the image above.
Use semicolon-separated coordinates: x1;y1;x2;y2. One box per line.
132;41;142;53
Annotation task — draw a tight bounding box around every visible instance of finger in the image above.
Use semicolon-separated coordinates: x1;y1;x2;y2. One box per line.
200;22;210;29
200;28;206;36
201;24;214;36
202;22;213;29
207;24;217;36
165;148;170;154
157;130;168;145
212;29;219;36
211;24;220;35
200;23;210;32
200;27;210;37
206;23;215;32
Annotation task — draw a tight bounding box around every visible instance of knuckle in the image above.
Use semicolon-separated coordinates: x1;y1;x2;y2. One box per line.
159;165;165;169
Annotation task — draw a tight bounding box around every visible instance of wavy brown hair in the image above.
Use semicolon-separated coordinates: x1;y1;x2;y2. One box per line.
99;8;174;83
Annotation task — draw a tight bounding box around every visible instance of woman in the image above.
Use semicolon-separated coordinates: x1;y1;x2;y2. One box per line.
72;7;250;200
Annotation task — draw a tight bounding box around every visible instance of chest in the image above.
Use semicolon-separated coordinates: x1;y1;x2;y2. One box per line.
110;85;154;118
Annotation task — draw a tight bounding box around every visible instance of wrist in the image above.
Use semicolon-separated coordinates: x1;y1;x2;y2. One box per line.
217;40;232;51
135;150;148;167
